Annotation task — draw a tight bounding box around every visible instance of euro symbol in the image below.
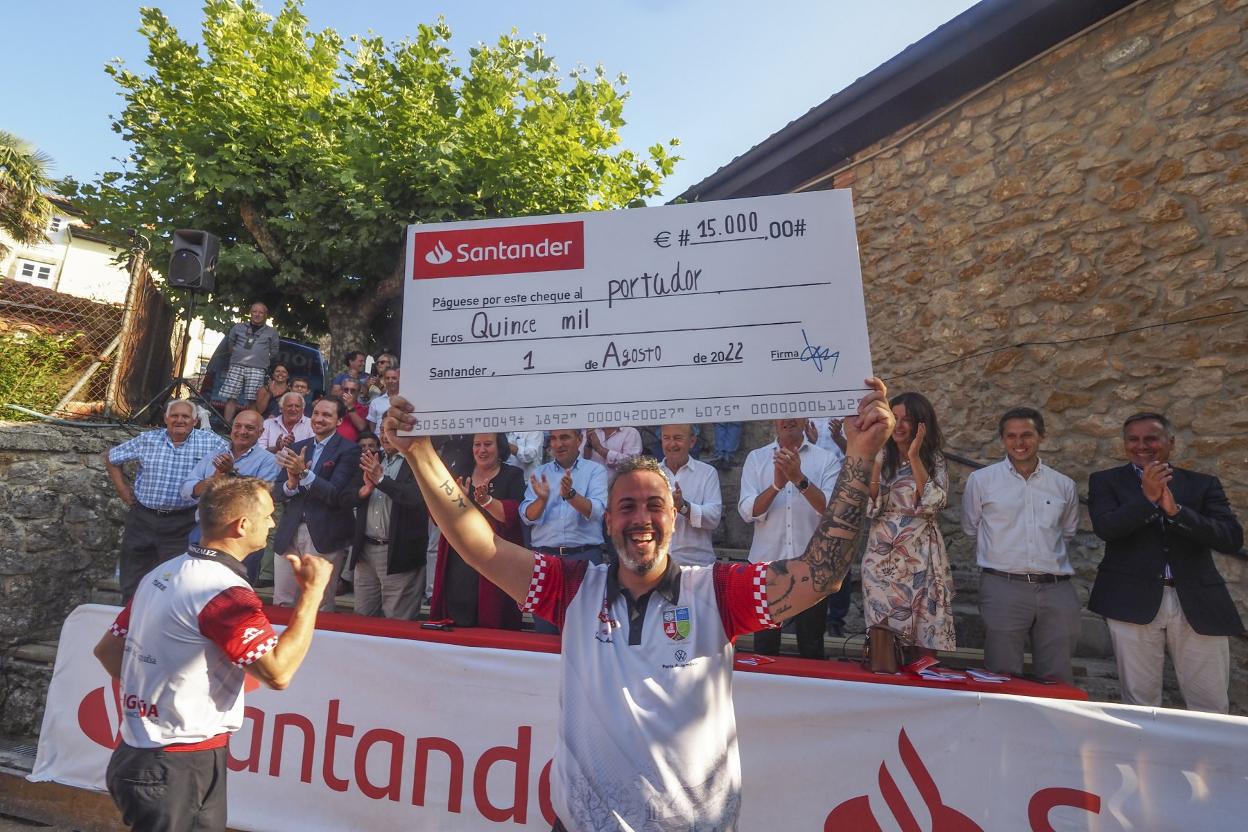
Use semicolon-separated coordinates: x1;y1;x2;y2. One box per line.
654;231;672;248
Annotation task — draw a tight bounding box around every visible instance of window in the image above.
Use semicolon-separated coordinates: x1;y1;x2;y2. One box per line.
48;217;63;232
15;260;54;284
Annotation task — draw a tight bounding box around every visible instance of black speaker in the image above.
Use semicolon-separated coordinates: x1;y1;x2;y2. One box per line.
168;229;219;292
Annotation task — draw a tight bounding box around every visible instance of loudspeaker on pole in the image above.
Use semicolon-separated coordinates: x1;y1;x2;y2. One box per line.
168;229;219;292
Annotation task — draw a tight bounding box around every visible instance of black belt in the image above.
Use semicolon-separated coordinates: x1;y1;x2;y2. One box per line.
135;503;195;517
1162;578;1176;587
364;536;389;546
537;544;598;556
982;567;1070;584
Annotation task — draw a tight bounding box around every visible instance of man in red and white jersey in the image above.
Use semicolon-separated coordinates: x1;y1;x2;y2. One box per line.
94;477;332;832
386;378;894;831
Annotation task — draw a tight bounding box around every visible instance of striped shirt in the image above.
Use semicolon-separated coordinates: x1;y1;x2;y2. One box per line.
109;429;228;510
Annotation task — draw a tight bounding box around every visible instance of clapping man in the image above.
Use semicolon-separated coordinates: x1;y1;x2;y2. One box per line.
272;398;361;611
260;392;314;453
521;428;608;633
659;423;723;566
180;409;280;580
350;431;429;619
1088;412;1244;712
738;418;842;657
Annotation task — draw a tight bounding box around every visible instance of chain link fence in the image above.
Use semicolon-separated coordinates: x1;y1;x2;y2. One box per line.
0;253;174;422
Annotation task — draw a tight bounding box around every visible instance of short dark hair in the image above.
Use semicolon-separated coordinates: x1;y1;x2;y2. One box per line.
343;351;365;365
357;432;378;445
315;396;347;420
200;477;269;537
1123;411;1171;436
998;407;1045;437
607;455;672;503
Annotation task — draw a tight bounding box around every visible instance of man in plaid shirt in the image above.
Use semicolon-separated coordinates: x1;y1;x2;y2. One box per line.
105;399;228;601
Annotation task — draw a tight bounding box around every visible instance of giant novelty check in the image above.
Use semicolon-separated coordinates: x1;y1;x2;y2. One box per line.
401;190;872;434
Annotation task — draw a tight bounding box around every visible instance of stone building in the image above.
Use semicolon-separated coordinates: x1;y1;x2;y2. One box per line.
686;0;1248;710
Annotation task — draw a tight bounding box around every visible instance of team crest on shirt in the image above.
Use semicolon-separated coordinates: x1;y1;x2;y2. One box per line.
663;607;691;641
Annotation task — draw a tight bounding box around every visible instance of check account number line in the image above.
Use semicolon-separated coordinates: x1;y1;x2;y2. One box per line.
428;282;831;312
429;320;799;346
483;360;744;379
415;388;871;414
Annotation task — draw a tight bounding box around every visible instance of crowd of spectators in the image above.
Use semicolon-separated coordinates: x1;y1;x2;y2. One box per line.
103;303;1244;714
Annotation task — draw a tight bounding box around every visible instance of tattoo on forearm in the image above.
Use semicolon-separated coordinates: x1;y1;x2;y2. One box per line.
766;567;796;607
439;477;469;510
796;454;871;594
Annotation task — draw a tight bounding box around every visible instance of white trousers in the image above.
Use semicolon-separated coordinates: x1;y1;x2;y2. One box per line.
275;523;347;613
1106;587;1230;714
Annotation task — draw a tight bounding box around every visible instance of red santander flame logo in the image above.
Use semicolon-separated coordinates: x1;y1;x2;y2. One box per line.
825;729;1100;832
78;678;122;750
411;221;584;280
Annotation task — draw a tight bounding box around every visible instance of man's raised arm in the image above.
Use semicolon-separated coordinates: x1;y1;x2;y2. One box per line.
765;378;894;623
383;403;535;603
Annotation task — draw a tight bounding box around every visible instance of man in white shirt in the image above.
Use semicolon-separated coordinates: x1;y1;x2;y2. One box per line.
659;423;722;566
738;418;842;658
366;367;400;433
260;392;315;453
961;407;1081;683
582;425;642;480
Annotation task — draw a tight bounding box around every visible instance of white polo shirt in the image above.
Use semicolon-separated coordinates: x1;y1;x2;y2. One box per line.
109;545;276;750
522;554;776;830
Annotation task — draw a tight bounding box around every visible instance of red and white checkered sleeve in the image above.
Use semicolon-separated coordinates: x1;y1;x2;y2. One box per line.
519;552;588;632
713;561;779;640
198;586;278;667
109;601;133;637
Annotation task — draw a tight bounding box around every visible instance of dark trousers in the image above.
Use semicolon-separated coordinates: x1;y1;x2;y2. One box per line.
753;599;827;659
106;742;228;832
119;506;196;602
826;579;852;626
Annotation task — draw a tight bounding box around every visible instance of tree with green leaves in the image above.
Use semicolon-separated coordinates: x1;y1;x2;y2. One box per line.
0;130;54;261
67;0;678;359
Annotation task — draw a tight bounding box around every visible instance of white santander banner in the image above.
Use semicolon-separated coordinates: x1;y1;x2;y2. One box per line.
33;605;1248;830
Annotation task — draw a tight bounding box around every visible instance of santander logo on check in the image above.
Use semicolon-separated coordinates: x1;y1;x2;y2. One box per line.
412;220;584;279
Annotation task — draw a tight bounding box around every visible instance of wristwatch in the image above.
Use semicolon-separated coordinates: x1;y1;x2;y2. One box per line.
679;502;691;517
566;487;578;500
797;477;810;493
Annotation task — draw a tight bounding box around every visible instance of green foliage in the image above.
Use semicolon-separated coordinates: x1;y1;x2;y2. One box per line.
0;330;83;420
0;130;54;258
65;0;679;353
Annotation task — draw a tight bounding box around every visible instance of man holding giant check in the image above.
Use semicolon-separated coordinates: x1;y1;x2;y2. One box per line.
392;192;884;830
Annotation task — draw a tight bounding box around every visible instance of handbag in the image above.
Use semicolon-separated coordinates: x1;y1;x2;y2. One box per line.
864;624;906;674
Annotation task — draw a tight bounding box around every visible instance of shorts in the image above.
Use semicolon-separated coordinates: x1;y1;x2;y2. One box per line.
219;365;265;403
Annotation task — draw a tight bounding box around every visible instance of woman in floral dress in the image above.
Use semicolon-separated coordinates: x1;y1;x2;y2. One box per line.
863;392;956;657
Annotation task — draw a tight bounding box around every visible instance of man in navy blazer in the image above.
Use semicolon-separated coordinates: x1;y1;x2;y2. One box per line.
1088;412;1244;713
273;397;362;611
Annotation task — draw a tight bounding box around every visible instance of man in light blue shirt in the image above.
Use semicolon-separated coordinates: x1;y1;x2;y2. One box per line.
180;410;281;578
521;429;608;632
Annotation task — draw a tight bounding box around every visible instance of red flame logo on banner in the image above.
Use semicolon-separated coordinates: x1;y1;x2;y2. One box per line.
825;728;1101;831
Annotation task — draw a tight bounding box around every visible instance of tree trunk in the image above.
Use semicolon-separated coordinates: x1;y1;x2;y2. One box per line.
324;301;378;371
324;254;407;367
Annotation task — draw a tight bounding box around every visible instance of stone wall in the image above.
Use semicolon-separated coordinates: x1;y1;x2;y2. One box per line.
810;0;1248;709
0;422;131;737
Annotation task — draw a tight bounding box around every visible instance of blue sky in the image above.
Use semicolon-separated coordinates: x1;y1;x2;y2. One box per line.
2;0;980;200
